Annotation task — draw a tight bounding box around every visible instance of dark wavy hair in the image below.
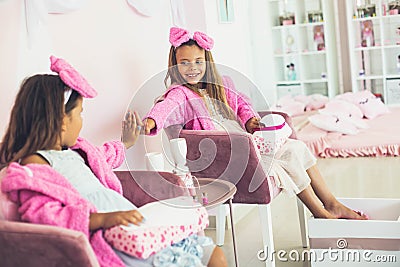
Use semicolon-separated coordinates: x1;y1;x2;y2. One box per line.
0;74;81;168
164;39;235;120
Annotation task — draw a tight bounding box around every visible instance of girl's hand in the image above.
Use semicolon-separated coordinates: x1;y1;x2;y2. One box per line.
89;210;144;230
121;110;143;149
143;118;156;135
245;117;264;134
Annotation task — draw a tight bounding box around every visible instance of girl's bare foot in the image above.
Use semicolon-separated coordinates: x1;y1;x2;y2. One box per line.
311;208;336;219
325;202;368;220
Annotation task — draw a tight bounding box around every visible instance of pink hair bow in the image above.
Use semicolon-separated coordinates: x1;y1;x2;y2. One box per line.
50;55;97;98
169;27;214;51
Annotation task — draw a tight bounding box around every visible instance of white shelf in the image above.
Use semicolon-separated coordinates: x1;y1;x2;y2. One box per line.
356;75;384;80
300;50;327;56
354;46;382;52
303;78;328;83
276;81;302;85
381;14;400;20
267;0;339;99
346;0;400;104
272;25;297;30
352;16;381;22
298;22;325;27
386;74;400;79
383;44;400;49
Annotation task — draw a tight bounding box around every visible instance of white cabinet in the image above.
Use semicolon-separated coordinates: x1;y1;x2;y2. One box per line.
345;0;400;105
267;0;339;99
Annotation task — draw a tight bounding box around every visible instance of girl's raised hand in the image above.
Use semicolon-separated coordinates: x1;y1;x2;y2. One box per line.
121;110;143;149
90;210;144;230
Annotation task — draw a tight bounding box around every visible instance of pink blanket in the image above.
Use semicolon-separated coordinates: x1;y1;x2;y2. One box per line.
296;107;400;158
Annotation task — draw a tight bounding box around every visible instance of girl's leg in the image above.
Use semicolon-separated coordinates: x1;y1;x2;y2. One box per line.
207;246;228;267
300;165;367;220
297;185;334;219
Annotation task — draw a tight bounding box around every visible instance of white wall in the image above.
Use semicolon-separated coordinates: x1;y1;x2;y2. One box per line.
204;0;274;110
0;0;270;170
0;0;174;169
0;1;22;140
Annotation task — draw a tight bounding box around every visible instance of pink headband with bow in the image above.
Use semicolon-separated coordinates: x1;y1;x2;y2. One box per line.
169;27;214;51
50;55;97;99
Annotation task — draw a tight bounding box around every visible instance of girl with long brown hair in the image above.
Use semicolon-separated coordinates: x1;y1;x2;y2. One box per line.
143;27;368;221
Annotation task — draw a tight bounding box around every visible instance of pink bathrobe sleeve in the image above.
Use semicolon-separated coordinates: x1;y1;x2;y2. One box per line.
145;76;258;135
72;137;125;194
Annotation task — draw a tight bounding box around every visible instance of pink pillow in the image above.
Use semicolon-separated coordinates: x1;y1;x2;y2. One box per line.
271;96;305;116
335;91;389;119
305;94;329;111
308;114;359;135
336;90;375;104
357;97;390;119
293;94;310;105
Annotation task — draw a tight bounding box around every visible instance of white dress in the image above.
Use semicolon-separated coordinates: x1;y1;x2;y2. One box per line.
200;92;316;197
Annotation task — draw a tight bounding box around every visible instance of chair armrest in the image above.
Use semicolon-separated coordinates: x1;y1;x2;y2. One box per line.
114;171;186;207
0;220;99;267
257;110;297;139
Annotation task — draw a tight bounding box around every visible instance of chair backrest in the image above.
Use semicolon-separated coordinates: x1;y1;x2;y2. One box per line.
179;130;281;204
165;111;296;204
114;170;186;207
0;168;20;221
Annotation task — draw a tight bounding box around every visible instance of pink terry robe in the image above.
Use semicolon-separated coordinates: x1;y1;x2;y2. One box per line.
145;76;258;134
1;137;126;267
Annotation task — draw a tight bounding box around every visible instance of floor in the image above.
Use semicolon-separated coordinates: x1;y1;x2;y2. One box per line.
204;157;400;267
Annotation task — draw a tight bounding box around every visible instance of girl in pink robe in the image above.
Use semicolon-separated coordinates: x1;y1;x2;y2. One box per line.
0;56;228;267
143;27;369;221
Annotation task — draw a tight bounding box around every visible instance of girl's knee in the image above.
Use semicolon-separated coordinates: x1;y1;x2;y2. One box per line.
208;246;227;267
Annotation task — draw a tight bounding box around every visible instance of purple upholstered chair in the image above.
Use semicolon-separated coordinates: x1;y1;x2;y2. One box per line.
0;169;184;267
176;111;308;267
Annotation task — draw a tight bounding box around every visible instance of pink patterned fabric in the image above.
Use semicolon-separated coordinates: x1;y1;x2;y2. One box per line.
1;138;127;267
145;76;258;135
50;56;98;98
169;27;214;51
104;207;209;259
253;114;293;155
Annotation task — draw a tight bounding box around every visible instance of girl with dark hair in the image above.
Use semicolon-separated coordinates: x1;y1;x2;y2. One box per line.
0;56;227;267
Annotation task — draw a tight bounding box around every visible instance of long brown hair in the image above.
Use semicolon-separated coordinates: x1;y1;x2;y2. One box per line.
164;39;235;119
0;74;81;169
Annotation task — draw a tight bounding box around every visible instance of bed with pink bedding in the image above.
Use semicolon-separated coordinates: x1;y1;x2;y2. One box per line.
294;106;400;158
273;92;400;196
291;107;400;197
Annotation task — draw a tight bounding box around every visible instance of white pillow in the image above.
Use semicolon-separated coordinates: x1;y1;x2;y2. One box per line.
308;114;359;135
319;99;368;129
320;99;364;119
